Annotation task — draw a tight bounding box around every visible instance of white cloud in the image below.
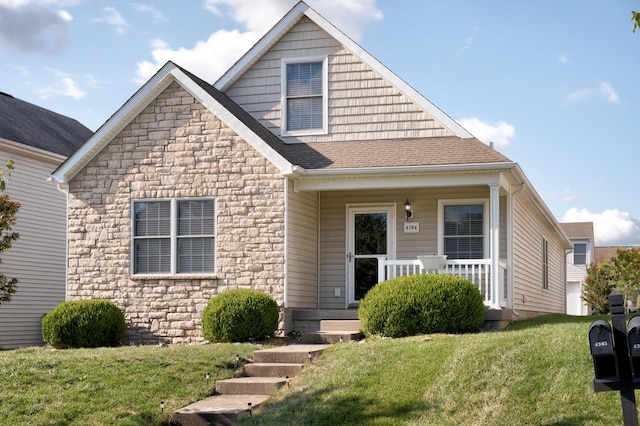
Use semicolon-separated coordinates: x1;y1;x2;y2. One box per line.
204;0;382;40
564;81;620;106
563;208;640;246
558;53;569;63
36;68;85;100
457;117;515;150
92;7;128;35
135;30;260;83
131;3;167;22
0;2;70;53
57;9;71;21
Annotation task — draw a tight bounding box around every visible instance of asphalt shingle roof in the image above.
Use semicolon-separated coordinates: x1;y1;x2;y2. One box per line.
0;91;93;157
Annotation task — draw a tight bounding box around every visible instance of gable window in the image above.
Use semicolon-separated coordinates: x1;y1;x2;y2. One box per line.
281;57;327;135
440;202;486;259
133;199;215;275
542;237;549;290
573;243;587;265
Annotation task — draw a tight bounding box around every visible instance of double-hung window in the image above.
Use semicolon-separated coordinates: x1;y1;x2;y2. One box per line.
282;57;327;135
573;243;587;265
440;201;487;259
133;199;215;275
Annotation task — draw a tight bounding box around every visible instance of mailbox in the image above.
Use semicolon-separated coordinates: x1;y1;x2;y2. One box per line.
589;320;617;380
628;316;640;378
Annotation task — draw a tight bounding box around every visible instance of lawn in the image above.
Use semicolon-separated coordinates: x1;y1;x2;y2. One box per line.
0;314;632;425
0;343;261;425
242;314;630;426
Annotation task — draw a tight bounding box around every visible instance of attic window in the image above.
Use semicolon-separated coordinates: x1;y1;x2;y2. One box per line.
282;57;327;135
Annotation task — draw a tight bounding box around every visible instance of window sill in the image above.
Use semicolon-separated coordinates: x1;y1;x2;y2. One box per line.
130;274;218;281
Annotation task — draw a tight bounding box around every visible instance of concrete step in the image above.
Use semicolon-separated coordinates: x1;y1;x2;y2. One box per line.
252;344;330;364
171;394;269;426
244;362;304;378
300;331;363;344
319;319;361;332
215;377;288;395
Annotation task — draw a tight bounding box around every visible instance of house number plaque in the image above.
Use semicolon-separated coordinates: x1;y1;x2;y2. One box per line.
403;222;419;233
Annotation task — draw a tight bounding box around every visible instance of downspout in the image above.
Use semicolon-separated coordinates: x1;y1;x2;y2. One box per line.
49;177;70;302
510;183;526;318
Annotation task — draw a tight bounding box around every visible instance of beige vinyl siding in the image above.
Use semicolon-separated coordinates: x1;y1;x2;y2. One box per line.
0;149;66;349
318;186;498;308
225;16;455;143
286;179;318;308
512;195;566;314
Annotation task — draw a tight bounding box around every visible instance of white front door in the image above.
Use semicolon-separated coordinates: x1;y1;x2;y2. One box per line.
346;204;395;305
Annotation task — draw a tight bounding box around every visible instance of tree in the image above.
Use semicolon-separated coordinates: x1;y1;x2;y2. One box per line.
583;260;617;314
633;11;640;32
0;160;20;304
583;248;640;314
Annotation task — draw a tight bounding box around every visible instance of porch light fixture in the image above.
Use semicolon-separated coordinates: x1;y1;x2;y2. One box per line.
404;199;413;220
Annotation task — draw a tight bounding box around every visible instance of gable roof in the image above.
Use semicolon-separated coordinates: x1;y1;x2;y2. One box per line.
559;222;595;240
0;91;93;157
215;1;472;140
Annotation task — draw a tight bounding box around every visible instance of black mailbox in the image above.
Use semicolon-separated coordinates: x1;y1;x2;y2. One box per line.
589;319;617;380
628;316;640;378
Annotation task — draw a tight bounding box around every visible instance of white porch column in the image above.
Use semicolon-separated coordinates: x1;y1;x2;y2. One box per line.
489;183;500;309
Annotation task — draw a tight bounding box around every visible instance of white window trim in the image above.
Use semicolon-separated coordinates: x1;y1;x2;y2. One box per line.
437;199;490;258
131;197;217;277
280;56;328;137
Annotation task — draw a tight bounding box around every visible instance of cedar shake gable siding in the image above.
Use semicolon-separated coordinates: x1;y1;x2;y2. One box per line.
67;82;285;344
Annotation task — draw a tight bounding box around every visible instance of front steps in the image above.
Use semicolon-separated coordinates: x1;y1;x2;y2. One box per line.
171;344;330;426
300;320;363;344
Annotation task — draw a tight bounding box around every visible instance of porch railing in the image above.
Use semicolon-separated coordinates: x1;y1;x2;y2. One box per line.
377;257;507;307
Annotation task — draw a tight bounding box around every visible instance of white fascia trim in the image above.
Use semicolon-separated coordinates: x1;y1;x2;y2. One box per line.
215;2;310;90
0;137;66;165
170;69;294;174
292;161;516;177
511;163;572;249
293;163;514;192
51;62;179;184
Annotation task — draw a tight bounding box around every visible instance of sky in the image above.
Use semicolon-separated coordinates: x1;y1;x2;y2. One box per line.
1;0;639;247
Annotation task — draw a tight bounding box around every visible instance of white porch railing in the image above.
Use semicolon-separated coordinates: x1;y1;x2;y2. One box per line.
377;257;508;307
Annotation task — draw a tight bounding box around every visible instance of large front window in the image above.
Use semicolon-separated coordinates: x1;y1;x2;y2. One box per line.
282;58;327;135
133;199;215;275
443;204;484;259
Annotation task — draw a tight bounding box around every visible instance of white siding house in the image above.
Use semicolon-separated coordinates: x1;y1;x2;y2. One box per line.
0;92;92;348
560;222;594;316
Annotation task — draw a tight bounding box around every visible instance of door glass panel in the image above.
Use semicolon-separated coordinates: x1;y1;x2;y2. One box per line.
354;213;387;255
355;258;378;300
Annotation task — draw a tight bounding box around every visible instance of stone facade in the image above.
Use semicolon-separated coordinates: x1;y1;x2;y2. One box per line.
67;82;286;344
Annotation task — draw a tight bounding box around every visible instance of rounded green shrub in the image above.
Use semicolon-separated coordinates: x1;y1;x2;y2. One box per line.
41;299;127;349
202;289;279;342
358;274;484;337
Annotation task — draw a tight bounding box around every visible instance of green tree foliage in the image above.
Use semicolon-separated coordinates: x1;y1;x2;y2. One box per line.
0;160;20;304
633;11;640;32
583;261;616;314
583;247;640;314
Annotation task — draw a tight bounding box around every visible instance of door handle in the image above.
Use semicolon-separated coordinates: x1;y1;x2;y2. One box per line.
347;252;353;262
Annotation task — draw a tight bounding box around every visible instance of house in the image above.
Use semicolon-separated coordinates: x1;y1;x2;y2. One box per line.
50;2;571;344
560;222;594;316
0;91;92;348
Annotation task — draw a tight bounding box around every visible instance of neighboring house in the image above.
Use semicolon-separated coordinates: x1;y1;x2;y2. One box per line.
50;2;571;344
594;246;621;264
0;91;92;348
560;222;594;316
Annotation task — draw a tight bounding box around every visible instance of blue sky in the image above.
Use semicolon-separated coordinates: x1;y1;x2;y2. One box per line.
1;0;639;246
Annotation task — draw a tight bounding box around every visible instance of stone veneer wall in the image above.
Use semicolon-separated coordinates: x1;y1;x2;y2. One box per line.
66;82;286;344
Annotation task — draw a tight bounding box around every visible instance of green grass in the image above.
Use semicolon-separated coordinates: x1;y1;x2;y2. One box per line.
0;343;261;425
0;315;633;425
241;314;629;426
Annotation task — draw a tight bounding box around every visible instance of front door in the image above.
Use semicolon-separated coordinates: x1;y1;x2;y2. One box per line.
347;205;395;305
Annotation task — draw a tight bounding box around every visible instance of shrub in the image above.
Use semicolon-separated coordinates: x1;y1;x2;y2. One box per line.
41;299;127;349
358;274;485;337
202;289;279;342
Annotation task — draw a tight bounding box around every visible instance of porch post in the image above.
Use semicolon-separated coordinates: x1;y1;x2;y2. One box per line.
489;183;500;309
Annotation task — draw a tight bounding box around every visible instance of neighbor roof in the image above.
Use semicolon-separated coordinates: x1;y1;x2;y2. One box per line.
559;222;595;240
0;92;93;157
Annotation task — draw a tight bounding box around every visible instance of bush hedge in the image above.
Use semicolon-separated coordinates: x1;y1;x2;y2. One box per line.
202;289;279;342
41;299;127;349
358;274;485;337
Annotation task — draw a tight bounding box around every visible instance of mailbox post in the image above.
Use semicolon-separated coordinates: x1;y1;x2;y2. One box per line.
589;290;640;426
